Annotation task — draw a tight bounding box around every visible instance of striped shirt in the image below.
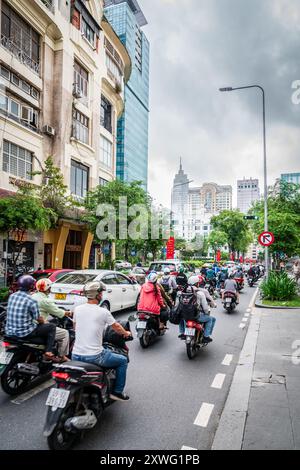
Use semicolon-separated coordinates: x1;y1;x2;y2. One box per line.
5;291;39;337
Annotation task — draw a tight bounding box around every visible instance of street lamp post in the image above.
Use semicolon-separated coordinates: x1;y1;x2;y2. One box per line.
219;85;269;278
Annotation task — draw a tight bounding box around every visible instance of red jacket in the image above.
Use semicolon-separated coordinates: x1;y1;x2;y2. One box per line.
138;282;165;315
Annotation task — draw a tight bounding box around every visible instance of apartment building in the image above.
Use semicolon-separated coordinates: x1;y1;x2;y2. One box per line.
0;0;131;271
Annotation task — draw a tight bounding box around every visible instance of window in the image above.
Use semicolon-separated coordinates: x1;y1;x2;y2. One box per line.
2;140;33;180
72;108;89;144
0;65;39;98
81;18;95;46
102;274;118;285
100;136;113;169
1;2;40;74
73;61;88;102
0;64;10;80
0;91;39;130
70;160;89;198
99;177;109;187
100;95;112;133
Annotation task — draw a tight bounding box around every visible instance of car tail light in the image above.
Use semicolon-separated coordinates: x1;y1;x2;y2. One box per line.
52;372;70;380
70;290;83;296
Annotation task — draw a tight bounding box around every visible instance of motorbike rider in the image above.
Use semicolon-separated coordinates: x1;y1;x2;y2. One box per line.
190;275;217;308
178;277;216;343
32;278;71;362
158;268;178;303
222;273;240;304
5;275;57;361
138;272;167;330
176;266;188;289
247;265;257;281
206;266;217;289
72;281;132;402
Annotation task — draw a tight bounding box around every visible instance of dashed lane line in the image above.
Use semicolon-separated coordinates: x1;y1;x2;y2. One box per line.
11;379;54;405
181;446;197;450
222;354;233;366
211;373;226;390
239;323;246;329
194;403;214;428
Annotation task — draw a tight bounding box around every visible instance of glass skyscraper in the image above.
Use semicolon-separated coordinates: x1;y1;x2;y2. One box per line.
104;0;150;188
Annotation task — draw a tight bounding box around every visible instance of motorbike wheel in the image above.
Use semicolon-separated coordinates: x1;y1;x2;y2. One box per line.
186;339;197;360
139;330;151;349
1;353;32;396
47;403;80;451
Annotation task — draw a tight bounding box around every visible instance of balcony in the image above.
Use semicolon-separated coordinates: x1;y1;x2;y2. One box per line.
1;35;40;75
39;0;55;13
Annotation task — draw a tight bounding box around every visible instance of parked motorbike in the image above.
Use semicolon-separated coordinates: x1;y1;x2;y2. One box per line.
183;319;207;359
223;291;237;314
43;321;133;450
0;317;75;395
136;310;169;349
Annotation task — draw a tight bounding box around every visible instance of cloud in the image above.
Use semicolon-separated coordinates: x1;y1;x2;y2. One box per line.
138;0;300;208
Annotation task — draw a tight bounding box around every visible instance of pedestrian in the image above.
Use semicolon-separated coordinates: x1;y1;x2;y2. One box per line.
293;260;300;283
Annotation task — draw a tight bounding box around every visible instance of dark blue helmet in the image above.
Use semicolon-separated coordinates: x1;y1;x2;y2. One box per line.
17;275;36;292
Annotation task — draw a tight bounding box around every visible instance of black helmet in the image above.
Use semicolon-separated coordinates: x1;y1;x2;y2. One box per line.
17;275;36;292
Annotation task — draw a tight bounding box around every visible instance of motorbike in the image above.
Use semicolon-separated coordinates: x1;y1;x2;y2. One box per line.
223;291;237;314
234;277;244;292
205;280;215;297
0;316;75;396
247;276;255;287
0;304;7;339
136;309;169;349
183;319;207;360
43;321;133;450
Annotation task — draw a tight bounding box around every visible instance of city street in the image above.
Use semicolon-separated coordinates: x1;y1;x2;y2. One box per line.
0;287;256;451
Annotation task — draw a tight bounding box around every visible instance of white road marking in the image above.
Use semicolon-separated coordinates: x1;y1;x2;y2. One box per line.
246;308;251;313
239;323;246;329
242;317;248;322
211;373;226;390
244;313;250;317
11;379;54;405
194;403;214;427
222;354;233;366
181;446;197;450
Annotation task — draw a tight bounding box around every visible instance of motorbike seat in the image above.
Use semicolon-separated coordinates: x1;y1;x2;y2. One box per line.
3;335;46;346
60;361;105;372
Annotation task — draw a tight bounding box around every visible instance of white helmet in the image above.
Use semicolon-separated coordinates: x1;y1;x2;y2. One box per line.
147;272;158;283
83;281;106;300
163;268;170;275
188;276;200;286
36;278;52;292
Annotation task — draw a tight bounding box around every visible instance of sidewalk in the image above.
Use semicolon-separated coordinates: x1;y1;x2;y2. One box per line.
212;305;300;450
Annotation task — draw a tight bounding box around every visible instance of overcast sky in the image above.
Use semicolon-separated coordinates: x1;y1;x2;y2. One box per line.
138;0;300;208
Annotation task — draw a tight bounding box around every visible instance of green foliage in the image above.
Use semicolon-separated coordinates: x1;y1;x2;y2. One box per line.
208;230;228;252
253;181;300;258
0;194;51;233
260;271;298;301
0;288;9;303
211;210;252;254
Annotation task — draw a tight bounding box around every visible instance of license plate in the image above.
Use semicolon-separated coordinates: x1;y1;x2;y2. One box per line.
55;293;67;301
225;298;232;302
185;328;196;336
0;351;14;365
137;321;147;329
46;388;70;409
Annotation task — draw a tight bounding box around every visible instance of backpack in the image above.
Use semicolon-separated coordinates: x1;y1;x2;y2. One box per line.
177;287;199;321
160;276;171;293
169;305;182;325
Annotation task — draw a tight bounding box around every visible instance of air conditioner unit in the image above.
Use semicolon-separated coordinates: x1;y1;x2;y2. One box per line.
43;125;55;136
73;84;83;99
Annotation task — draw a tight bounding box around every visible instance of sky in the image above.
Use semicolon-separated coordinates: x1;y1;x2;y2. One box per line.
138;0;300;208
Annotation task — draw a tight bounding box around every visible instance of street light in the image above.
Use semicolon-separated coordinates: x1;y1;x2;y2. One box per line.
219;85;269;278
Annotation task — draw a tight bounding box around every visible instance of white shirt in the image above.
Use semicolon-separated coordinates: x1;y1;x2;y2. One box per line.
73;304;116;356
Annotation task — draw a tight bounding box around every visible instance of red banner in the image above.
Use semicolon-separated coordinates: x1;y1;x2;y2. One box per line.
216;250;221;262
166;237;175;260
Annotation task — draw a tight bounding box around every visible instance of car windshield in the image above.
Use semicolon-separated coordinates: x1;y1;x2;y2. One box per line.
149;263;176;272
54;273;97;285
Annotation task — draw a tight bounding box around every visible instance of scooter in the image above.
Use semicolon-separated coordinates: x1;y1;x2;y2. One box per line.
223;291;237;314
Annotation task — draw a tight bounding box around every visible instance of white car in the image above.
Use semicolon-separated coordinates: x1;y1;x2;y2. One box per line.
114;260;132;270
49;270;141;313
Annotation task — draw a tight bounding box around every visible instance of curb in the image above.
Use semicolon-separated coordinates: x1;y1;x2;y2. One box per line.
211;289;261;450
255;301;300;310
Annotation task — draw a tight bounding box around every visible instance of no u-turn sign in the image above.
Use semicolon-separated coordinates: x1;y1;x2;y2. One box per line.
258;231;275;247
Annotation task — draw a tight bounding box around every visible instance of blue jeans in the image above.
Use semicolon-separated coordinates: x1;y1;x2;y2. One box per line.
179;314;216;337
72;348;128;394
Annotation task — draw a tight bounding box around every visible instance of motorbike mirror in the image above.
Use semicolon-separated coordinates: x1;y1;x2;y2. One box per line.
128;314;137;322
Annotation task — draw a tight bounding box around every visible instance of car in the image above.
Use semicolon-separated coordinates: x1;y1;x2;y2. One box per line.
114;260;132;270
49;270;141;313
129;266;147;285
30;269;75;283
148;260;191;277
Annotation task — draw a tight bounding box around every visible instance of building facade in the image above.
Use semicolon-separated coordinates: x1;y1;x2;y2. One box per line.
171;162;232;241
237;178;260;214
0;0;131;274
281;173;300;185
104;0;149;188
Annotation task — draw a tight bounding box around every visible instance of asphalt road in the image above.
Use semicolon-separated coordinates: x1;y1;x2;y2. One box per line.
0;286;256;450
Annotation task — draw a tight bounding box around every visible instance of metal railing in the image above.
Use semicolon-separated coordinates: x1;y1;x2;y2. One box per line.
40;0;55;13
1;35;40;75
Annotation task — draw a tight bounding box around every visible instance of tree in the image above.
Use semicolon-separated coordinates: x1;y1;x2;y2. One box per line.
208;230;228;257
253;181;300;263
0;194;51;281
211;210;251;256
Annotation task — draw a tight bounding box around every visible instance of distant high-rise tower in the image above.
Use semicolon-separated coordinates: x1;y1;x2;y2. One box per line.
237;178;260;213
104;0;150;188
171;160;190;239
